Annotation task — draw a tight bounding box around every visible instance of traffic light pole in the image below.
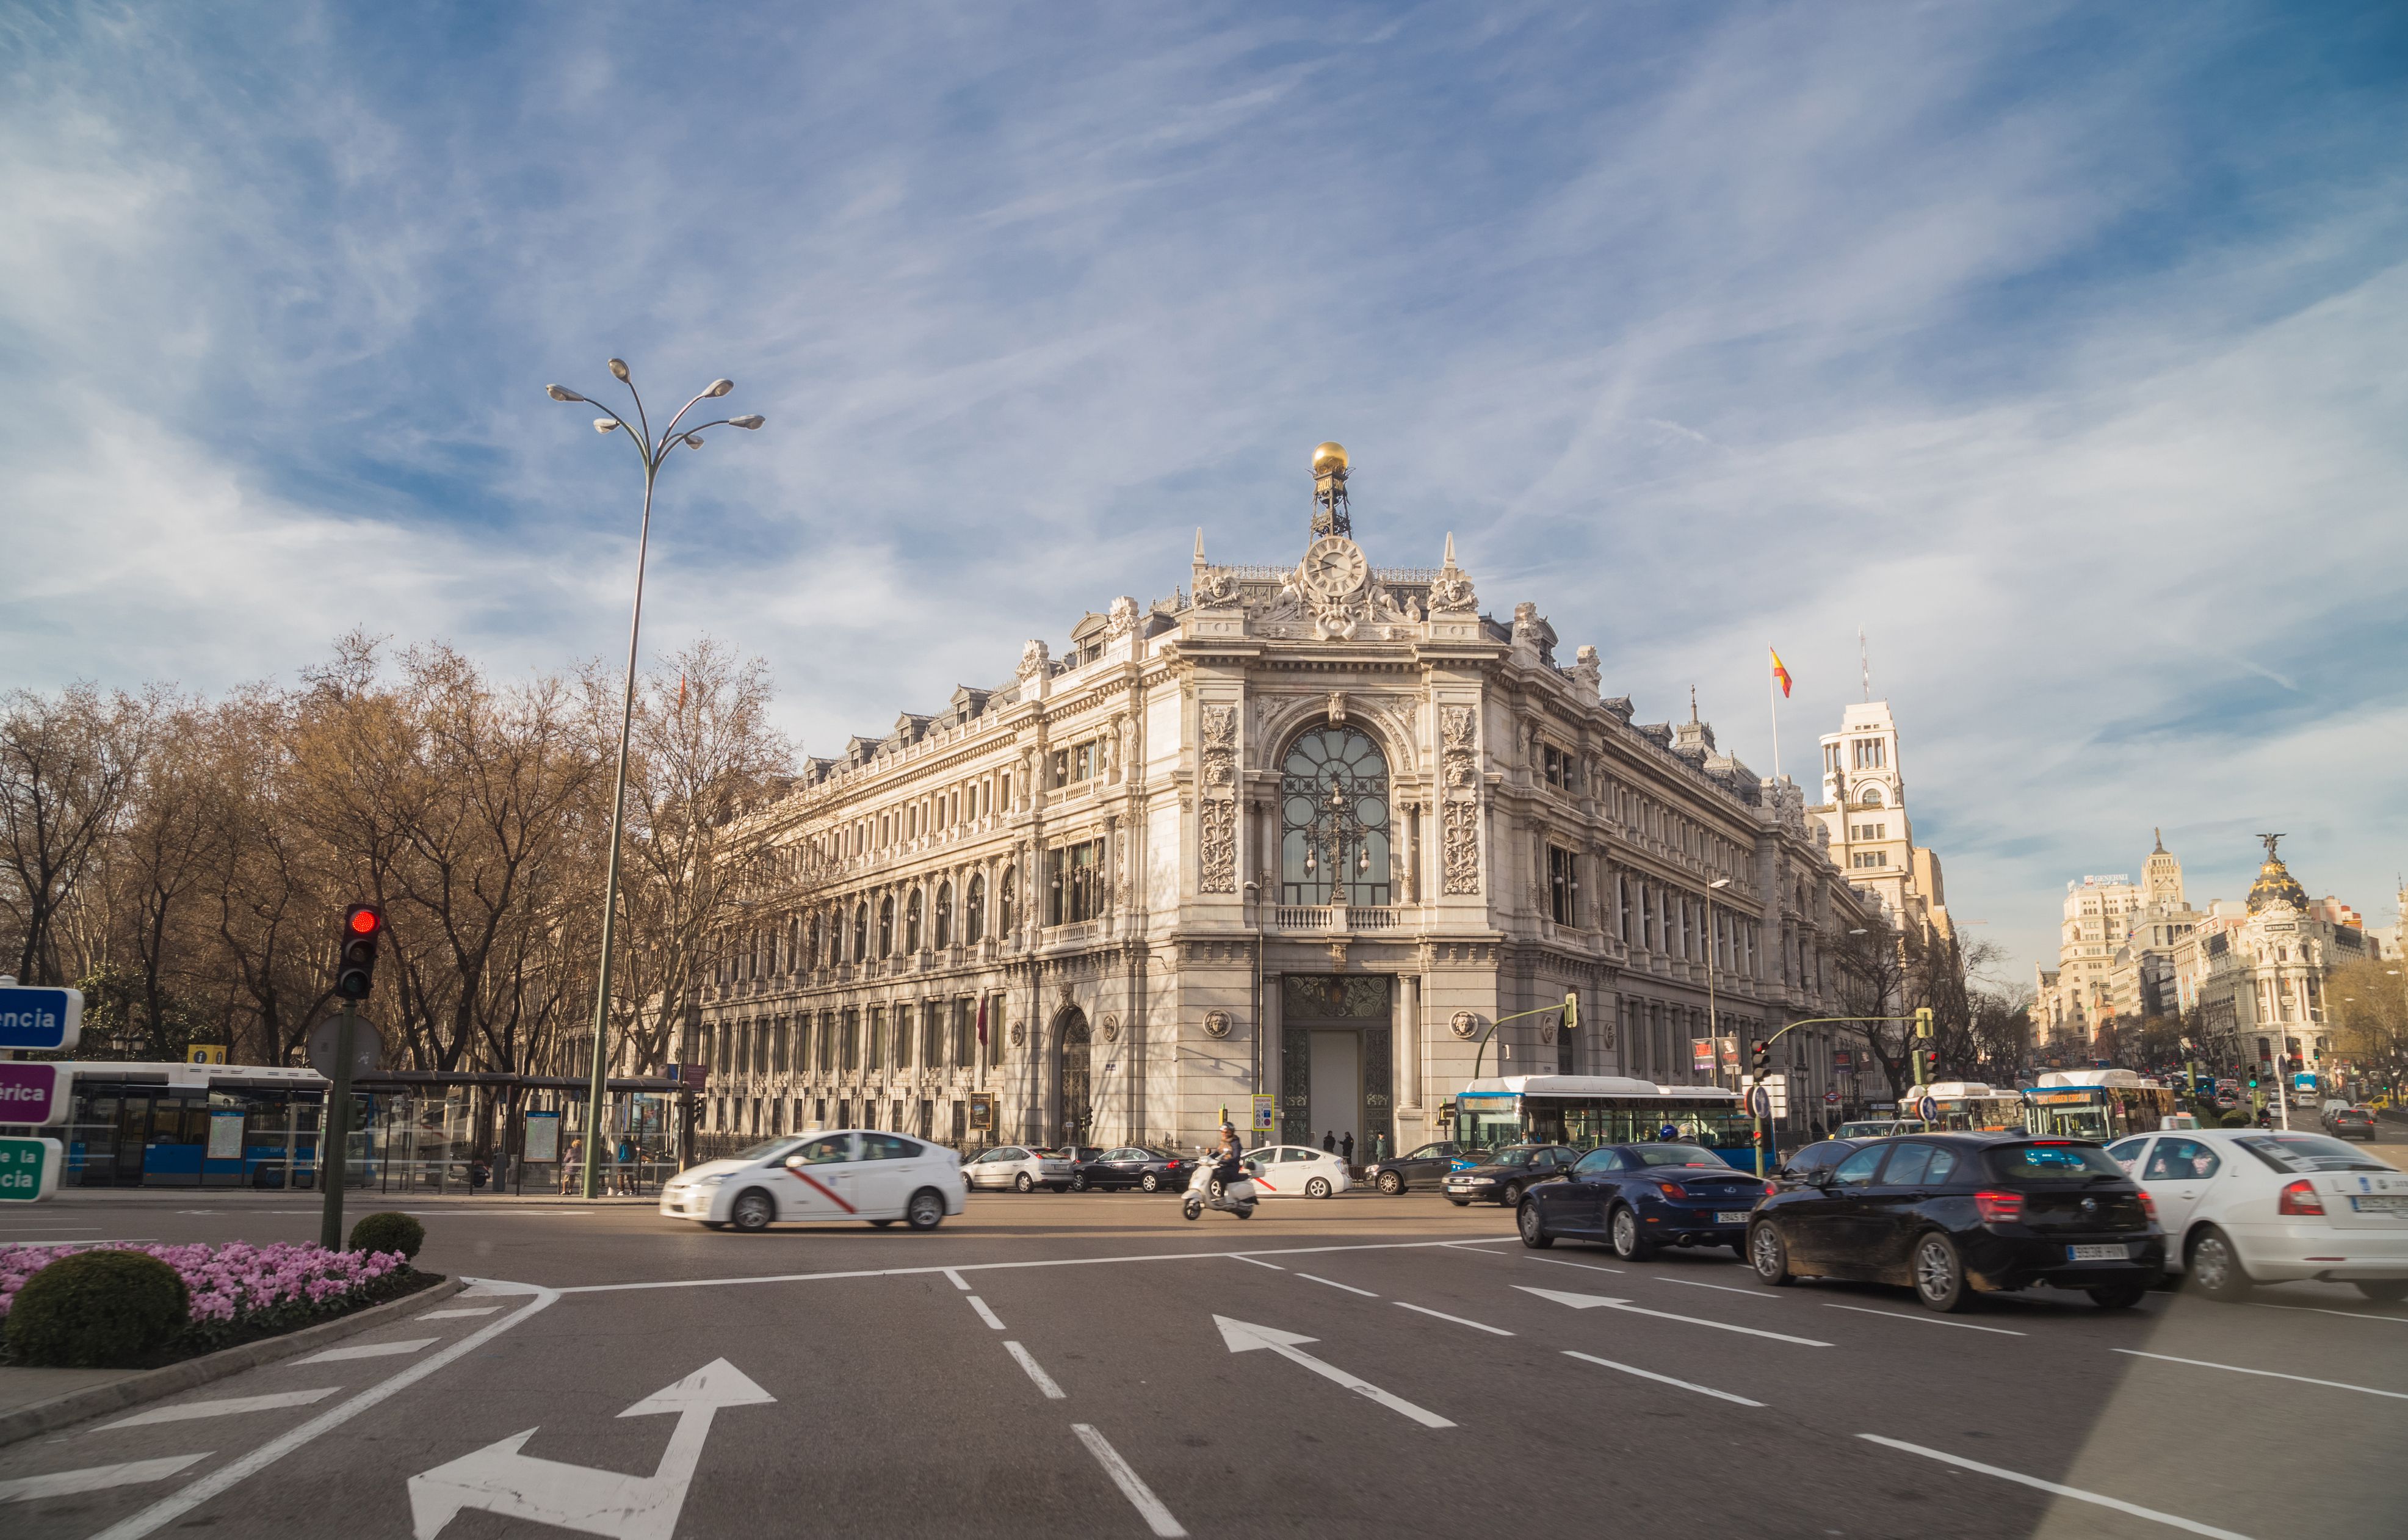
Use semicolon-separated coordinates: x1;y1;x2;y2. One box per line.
1745;1013;1921;1178
1469;994;1580;1085
317;1002;358;1251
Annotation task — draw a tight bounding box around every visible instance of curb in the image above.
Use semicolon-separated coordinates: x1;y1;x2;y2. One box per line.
0;1273;463;1447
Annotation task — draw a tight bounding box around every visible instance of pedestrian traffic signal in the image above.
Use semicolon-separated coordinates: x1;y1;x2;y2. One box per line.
335;904;383;1000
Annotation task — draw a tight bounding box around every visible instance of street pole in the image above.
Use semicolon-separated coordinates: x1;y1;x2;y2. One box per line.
317;1002;357;1251
1707;877;1731;1090
548;364;764;1202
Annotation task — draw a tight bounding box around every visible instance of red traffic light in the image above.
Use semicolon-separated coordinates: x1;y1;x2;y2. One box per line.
348;907;381;935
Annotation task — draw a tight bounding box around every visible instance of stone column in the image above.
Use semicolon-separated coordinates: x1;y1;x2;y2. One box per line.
1398;974;1422;1112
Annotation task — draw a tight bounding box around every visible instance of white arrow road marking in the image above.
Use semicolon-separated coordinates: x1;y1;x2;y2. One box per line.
1213;1315;1453;1428
100;1389;342;1429
1564;1351;1765;1406
1513;1286;1831;1346
295;1337;437;1364
0;1454;209;1504
407;1357;774;1540
1859;1434;2255;1539
2114;1348;2408;1401
1071;1425;1187;1538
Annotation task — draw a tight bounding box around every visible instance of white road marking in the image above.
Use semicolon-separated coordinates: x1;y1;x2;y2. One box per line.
407;1358;773;1540
295;1337;438;1364
0;1454;209;1503
0;1237;156;1247
1297;1273;1378;1297
1564;1351;1765;1406
2115;1348;2408;1401
1652;1276;1771;1298
419;1307;501;1320
2250;1301;2408;1325
1824;1303;2025;1335
942;1268;971;1290
967;1296;1007;1330
1858;1434;2255;1539
1231;1256;1285;1270
1516;1254;1625;1274
1071;1424;1187;1538
1215;1315;1452;1428
100;1389;342;1429
1395;1302;1513;1336
1513;1286;1832;1346
89;1280;558;1540
1004;1341;1066;1400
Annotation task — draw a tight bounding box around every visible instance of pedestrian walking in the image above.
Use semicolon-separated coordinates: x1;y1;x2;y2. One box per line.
1340;1131;1355;1165
1322;1130;1336;1152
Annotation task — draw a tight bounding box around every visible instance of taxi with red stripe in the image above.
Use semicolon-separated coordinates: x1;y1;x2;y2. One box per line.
660;1130;968;1233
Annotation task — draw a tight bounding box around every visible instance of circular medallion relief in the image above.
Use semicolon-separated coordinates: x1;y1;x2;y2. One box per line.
1450;1010;1478;1039
1202;1010;1232;1039
1008;1021;1027;1047
1102;1014;1121;1043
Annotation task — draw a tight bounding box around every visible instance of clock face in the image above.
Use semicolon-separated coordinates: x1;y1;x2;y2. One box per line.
1301;536;1368;598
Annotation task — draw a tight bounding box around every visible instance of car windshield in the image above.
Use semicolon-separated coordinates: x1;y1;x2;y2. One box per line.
1484;1148;1540;1166
734;1137;806;1163
1987;1142;2124;1180
1630;1144;1730;1167
2233;1135;2387;1173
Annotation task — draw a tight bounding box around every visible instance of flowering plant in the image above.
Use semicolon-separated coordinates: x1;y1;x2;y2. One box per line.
1;1241;409;1340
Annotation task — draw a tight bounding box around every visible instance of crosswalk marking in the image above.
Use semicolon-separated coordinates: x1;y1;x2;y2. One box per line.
100;1389;342;1429
1;1455;210;1504
296;1337;438;1364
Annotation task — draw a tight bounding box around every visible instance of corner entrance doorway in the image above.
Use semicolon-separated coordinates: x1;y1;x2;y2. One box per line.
1058;1007;1093;1146
1279;975;1392;1159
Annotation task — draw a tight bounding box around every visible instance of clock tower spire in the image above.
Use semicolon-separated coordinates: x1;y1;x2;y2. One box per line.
1311;442;1352;538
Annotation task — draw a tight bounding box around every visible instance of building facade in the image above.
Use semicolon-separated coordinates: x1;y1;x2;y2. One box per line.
687;447;1884;1155
1804;700;1951;946
2105;831;2202;1023
2037;873;2147;1054
2173;836;2377;1074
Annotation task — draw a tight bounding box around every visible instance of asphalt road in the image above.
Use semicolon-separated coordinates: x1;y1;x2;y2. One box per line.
4;1176;2406;1540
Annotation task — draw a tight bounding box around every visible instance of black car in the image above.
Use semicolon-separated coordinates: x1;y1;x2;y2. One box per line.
1774;1138;1867;1188
1517;1143;1774;1257
1745;1133;2164;1312
1068;1146;1191;1193
2321;1107;2377;1142
1362;1140;1466;1195
1441;1144;1580;1206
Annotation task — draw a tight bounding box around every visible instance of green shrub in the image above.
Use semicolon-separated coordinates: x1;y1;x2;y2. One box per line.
4;1250;189;1368
2221;1110;2253;1127
348;1211;425;1260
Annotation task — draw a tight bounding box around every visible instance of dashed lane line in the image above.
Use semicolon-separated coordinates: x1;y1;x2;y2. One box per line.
2114;1348;2408;1401
942;1268;972;1290
0;1455;211;1505
1824;1303;2025;1336
1564;1352;1764;1406
1512;1254;1625;1274
2248;1301;2408;1325
1650;1276;1771;1298
293;1337;437;1364
1072;1424;1186;1538
99;1389;342;1430
1297;1273;1378;1298
1858;1434;2255;1540
967;1296;1007;1330
1232;1256;1285;1270
1005;1342;1066;1400
1395;1302;1513;1336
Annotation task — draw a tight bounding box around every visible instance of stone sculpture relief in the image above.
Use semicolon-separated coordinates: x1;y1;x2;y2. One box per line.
1439;704;1483;894
1199;703;1238;893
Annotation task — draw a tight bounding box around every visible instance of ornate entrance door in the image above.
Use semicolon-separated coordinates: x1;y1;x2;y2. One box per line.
1059;1009;1093;1146
1278;976;1392;1154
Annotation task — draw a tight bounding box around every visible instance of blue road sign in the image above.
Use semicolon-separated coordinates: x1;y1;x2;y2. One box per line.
0;986;82;1052
1917;1094;1940;1122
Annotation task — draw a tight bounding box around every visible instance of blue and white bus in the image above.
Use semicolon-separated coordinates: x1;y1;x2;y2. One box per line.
1450;1076;1755;1166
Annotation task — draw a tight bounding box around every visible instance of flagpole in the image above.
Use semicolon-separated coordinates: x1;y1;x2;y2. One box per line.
1768;648;1782;782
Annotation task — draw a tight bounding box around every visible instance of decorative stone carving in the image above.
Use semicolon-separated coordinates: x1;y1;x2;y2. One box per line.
1202;1009;1232;1039
1450;1010;1478;1039
1194;568;1243;608
1539;1013;1557;1046
1104;595;1140;637
1437;704;1482;891
1101;1013;1120;1043
1569;644;1602;698
1199;703;1238;892
1009;1021;1027;1047
1199;801;1237;892
1327;691;1346;724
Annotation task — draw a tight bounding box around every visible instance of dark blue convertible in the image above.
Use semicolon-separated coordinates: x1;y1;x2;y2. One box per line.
1516;1142;1774;1260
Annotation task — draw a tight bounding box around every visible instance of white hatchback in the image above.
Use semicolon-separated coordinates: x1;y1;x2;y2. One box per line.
2103;1127;2408;1304
960;1144;1076;1193
660;1131;967;1233
1242;1145;1353;1199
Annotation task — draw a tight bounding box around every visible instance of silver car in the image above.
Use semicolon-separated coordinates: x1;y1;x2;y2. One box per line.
961;1144;1075;1192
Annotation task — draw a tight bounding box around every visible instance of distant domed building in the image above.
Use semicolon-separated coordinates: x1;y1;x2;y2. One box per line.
2176;834;2374;1093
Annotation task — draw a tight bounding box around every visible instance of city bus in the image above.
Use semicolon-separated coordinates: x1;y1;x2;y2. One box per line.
1450;1076;1754;1167
1904;1081;2027;1132
2020;1069;2177;1141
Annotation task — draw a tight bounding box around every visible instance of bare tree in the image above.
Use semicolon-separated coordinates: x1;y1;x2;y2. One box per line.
0;683;148;983
1834;927;1912;1101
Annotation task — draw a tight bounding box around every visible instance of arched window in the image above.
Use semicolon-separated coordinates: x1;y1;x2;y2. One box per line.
1859;786;1883;806
1280;726;1392;906
906;889;925;952
999;866;1018;934
936;882;954;949
878;896;895;957
853;903;869;961
966;874;986;943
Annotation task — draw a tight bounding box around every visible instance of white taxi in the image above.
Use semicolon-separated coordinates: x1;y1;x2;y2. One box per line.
959;1144;1077;1192
2104;1127;2408;1304
660;1130;967;1233
1241;1144;1353;1199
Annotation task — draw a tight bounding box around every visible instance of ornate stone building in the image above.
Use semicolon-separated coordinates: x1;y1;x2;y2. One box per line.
2173;836;2376;1075
690;446;1883;1154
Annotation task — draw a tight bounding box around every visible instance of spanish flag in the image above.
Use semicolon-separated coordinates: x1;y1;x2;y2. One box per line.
1770;648;1793;698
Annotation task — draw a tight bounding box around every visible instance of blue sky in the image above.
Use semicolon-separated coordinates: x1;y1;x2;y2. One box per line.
4;2;2404;985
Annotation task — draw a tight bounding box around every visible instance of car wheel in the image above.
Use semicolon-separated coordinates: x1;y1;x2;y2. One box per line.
1610;1205;1654;1261
1014;1172;1035;1193
2186;1225;2252;1303
1376;1170;1403;1195
1140;1172;1160;1193
730;1189;775;1233
1306;1177;1332;1199
1749;1220;1793;1286
1518;1199;1555;1249
2087;1281;2147;1310
1500;1180;1522;1206
1068;1172;1088;1192
1911;1232;1970;1313
905;1188;945;1232
2352;1279;2408;1304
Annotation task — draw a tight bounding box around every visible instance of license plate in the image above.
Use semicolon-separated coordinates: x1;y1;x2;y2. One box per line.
2067;1243;2127;1262
2351;1195;2408;1213
1715;1211;1752;1224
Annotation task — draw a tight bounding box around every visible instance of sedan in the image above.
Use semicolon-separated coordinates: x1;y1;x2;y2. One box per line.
2321;1107;2377;1142
1519;1143;1772;1258
659;1130;966;1233
1069;1146;1191;1193
2103;1127;2408;1303
1362;1140;1465;1195
960;1144;1076;1192
1774;1138;1867;1188
1442;1144;1580;1207
1745;1134;2164;1312
1240;1144;1353;1199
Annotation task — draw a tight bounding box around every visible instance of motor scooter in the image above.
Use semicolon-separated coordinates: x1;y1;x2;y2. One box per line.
1181;1159;1259;1220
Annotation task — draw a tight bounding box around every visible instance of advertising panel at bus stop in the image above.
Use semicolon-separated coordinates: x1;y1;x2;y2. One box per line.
0;1063;73;1126
0;1138;63;1203
0;984;83;1052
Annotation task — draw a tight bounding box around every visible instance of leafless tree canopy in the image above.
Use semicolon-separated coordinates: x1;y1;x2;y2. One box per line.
0;637;796;1075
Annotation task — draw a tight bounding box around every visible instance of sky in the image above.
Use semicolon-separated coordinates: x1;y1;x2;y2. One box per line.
3;1;2404;988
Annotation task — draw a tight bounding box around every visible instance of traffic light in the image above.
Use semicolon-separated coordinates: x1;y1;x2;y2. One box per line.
1751;1038;1769;1072
2247;1069;2259;1089
1914;1008;1934;1038
1561;992;1578;1032
335;904;383;1000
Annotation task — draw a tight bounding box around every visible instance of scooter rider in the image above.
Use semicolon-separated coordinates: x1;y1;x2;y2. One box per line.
1211;1123;1247;1195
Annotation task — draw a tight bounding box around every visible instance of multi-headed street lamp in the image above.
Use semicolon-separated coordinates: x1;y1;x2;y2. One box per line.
547;360;763;1201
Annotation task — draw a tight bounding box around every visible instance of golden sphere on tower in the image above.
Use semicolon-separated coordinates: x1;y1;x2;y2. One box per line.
1312;441;1349;476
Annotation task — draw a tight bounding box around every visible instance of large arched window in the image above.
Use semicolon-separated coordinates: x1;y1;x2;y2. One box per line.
851;903;868;961
1859;786;1883;806
966;875;986;943
935;882;954;949
878;896;895;957
906;889;925;953
1280;726;1392;906
999;866;1018;934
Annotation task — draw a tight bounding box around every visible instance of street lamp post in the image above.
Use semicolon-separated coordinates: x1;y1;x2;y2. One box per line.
1706;877;1731;1090
548;361;764;1202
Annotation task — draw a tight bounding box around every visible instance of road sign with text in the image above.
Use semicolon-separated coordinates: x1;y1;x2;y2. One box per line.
0;1138;62;1202
0;1064;72;1126
0;985;82;1052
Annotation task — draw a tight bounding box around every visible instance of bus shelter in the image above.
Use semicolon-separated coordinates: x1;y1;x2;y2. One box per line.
351;1071;700;1196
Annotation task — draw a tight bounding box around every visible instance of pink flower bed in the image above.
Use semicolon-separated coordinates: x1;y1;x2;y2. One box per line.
0;1242;405;1325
